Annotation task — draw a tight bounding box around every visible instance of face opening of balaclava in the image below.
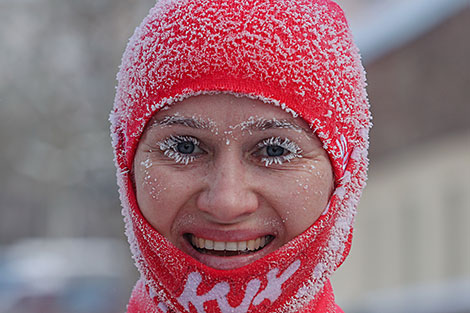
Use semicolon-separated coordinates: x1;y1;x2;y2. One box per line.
110;0;371;312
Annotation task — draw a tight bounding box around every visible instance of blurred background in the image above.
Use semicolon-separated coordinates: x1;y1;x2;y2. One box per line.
0;0;468;312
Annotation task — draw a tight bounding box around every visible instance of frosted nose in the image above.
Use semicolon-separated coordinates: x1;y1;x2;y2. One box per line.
197;155;258;223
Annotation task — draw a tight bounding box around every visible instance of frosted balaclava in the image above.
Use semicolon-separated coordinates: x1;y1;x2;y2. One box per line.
110;0;371;312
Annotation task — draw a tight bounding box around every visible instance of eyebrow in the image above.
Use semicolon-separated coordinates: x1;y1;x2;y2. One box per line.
150;115;211;130
150;115;309;134
237;117;306;134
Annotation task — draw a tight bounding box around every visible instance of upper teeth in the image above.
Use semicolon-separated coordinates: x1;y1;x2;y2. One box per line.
190;235;270;252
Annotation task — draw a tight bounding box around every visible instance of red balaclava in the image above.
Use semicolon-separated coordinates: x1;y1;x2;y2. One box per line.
110;0;371;312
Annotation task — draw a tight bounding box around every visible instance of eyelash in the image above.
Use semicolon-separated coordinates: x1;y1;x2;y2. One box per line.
156;135;303;166
256;137;303;166
157;135;201;165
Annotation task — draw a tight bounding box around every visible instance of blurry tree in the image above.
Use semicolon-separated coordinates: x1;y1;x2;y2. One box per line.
0;0;155;242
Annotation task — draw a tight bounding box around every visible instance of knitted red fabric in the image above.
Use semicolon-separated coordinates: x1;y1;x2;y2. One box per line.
127;278;344;313
110;0;371;312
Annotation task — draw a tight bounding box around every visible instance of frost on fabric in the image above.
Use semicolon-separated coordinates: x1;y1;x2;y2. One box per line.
112;0;370;177
109;0;371;312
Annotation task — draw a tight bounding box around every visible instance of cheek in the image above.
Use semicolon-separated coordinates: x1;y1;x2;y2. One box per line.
134;161;190;238
138;164;165;200
272;163;334;240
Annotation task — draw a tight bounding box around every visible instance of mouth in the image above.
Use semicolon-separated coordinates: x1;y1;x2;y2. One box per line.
184;233;275;257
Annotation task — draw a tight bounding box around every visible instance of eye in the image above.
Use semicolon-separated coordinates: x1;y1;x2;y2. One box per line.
266;145;285;157
255;137;303;166
157;135;204;164
177;141;195;154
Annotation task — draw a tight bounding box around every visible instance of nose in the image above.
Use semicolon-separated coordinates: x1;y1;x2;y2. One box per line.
196;152;259;224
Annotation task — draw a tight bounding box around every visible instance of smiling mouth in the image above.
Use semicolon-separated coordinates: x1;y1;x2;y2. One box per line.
184;234;275;256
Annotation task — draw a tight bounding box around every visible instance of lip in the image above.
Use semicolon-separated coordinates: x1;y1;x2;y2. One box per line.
177;229;278;270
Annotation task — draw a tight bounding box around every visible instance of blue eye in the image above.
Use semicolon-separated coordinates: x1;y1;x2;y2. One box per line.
266;145;285;157
177;141;195;154
158;135;203;165
256;137;303;166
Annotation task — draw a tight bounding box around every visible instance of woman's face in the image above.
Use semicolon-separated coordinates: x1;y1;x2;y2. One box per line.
133;94;334;270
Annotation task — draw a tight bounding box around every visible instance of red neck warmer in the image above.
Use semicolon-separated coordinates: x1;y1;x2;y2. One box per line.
110;0;371;312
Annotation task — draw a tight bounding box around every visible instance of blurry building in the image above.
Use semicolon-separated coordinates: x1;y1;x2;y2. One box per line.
333;0;470;312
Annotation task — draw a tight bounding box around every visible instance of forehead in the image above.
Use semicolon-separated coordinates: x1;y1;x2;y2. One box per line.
151;94;310;132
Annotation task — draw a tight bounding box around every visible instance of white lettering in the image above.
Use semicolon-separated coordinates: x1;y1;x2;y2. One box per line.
157;302;168;312
176;260;301;313
252;260;301;305
217;278;261;313
177;272;230;313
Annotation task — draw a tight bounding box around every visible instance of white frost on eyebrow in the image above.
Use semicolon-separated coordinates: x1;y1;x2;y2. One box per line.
152;114;215;130
230;116;303;133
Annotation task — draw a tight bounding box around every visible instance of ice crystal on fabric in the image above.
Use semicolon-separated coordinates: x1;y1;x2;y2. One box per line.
109;0;371;312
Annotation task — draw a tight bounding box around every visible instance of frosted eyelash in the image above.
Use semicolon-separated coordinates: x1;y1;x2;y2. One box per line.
157;135;200;165
257;137;303;166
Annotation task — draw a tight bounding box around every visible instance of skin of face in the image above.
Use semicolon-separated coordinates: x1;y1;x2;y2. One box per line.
133;94;334;270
